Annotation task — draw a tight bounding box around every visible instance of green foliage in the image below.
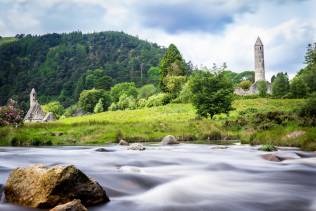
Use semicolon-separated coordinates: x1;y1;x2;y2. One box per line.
174;81;193;103
299;92;316;117
190;71;234;118
147;67;161;85
138;84;157;99
239;80;252;90
93;99;104;113
79;89;111;113
146;93;171;107
160;44;186;91
259;144;277;151
110;82;138;103
163;76;187;96
223;70;255;84
42;101;64;119
290;77;307;98
0;32;165;110
63;104;79;117
257;80;268;97
272;72;290;98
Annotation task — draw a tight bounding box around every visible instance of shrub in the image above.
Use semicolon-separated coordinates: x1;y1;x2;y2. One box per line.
146;93;171;107
117;94;137;110
190;71;234;118
42;101;64;119
79;89;111;113
0;100;24;127
174;81;193;103
93;99;104;113
163;76;187;96
239;80;252;90
110;82;138;102
272;72;290;98
63;104;79;117
259;144;277;151
299;92;316;117
138;84;157;99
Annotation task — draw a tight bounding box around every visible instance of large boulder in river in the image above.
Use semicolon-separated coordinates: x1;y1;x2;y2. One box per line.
4;165;109;208
50;199;87;211
161;135;179;145
127;143;145;151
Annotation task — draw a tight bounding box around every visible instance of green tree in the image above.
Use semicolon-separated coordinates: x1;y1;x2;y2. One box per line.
290;77;307;98
272;72;290;98
174;80;193;103
190;71;234;118
42;101;64;119
110;82;138;102
163;76;187;96
239;80;252;90
79;89;111;112
147;67;161;85
160;44;186;91
257;81;268;97
138;84;157;99
299;92;316;117
93;99;104;113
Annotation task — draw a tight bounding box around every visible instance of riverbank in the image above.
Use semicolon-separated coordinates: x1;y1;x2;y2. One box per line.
0;98;315;150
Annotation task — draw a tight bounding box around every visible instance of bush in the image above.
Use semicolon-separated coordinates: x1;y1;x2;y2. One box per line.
138;84;157;99
190;71;234;118
173;81;193;103
42;101;64;119
93;99;104;113
299;92;316;117
117;94;137;110
259;144;277;151
163;76;187;96
0;100;24;127
239;80;252;90
63;104;79;117
146;93;171;107
79;89;112;113
110;82;138;103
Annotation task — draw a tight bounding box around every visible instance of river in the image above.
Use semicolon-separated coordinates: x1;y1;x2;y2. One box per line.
0;144;316;211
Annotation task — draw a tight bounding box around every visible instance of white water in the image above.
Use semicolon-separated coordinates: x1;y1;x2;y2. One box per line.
1;144;316;211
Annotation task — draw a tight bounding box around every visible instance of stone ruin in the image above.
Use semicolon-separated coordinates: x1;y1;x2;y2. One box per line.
24;88;55;122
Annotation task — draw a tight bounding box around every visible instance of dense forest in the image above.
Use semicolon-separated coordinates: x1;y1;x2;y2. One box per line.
0;31;165;109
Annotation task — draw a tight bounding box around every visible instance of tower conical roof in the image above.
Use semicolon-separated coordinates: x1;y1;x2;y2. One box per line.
255;37;263;46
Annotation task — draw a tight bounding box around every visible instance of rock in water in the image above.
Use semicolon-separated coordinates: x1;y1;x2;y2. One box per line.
95;148;115;152
4;165;109;208
160;135;179;145
50;199;87;211
127;143;145;151
119;139;129;146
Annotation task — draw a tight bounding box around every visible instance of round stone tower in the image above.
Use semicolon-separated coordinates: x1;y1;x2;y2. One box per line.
254;37;265;82
30;88;37;107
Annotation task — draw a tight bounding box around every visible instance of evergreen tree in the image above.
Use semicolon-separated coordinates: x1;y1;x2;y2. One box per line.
159;44;186;92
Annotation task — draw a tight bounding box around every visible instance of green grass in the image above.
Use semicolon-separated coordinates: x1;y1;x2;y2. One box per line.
0;37;16;46
1;98;315;150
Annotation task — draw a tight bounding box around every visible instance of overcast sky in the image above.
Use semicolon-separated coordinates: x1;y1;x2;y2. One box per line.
0;0;315;80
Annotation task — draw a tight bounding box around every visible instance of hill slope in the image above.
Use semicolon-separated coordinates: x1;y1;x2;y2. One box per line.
0;32;165;109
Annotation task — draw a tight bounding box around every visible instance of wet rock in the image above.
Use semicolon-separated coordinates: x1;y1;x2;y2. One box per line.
0;184;3;200
119;139;129;146
161;135;179;145
127;143;145;151
95;148;115;152
50;199;87;211
285;131;305;139
261;154;282;162
4;164;109;208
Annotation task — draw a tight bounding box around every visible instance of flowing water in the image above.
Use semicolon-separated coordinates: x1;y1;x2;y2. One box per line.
1;144;316;211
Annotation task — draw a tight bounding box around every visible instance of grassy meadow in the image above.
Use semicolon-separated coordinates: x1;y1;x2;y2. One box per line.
1;98;315;150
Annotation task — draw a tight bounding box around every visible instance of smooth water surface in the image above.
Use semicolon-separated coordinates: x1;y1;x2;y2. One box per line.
0;144;316;211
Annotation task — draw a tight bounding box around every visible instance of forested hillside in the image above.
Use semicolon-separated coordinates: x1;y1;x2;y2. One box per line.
0;32;165;109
